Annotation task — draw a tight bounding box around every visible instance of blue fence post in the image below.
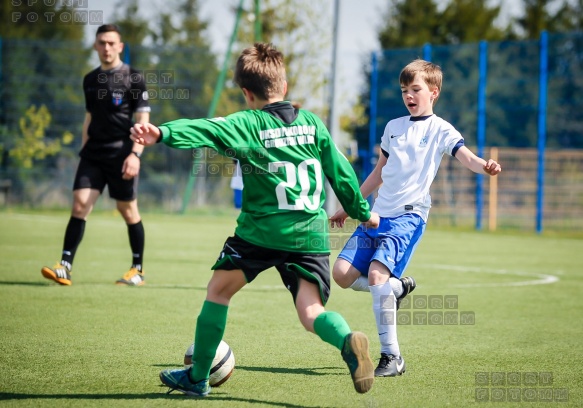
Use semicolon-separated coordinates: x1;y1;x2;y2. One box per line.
366;51;379;204
423;43;432;61
475;40;488;230
124;43;130;64
536;31;548;234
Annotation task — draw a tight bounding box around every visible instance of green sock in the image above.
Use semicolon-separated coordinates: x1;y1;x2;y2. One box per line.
190;300;228;382
313;311;351;351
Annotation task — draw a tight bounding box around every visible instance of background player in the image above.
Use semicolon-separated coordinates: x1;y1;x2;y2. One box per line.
41;24;150;286
330;59;501;377
130;42;379;396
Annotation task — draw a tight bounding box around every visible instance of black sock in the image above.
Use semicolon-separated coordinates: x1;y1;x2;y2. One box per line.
61;216;86;268
128;220;145;271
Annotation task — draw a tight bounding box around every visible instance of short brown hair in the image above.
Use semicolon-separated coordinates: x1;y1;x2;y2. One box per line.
400;59;442;105
234;43;286;100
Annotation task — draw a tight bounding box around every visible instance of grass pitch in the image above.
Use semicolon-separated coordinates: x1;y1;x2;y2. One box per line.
0;210;582;407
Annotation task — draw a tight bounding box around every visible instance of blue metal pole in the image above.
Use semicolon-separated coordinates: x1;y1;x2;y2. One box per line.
536;31;549;234
475;40;488;230
423;43;432;61
367;51;379;204
124;43;130;64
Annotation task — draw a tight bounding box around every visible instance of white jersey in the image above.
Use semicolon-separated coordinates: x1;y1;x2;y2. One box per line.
372;114;463;221
230;160;244;190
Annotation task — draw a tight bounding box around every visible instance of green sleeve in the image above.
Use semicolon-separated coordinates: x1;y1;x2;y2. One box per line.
158;117;235;152
317;122;371;222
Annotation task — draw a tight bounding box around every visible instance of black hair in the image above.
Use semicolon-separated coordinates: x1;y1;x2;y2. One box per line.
95;24;121;37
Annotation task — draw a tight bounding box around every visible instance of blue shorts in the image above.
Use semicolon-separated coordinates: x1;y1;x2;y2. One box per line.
337;213;426;278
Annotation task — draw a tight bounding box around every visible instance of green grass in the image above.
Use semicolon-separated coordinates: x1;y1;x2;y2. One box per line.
0;210;582;407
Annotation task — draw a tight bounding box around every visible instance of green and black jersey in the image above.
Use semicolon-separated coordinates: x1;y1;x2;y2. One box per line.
159;101;370;253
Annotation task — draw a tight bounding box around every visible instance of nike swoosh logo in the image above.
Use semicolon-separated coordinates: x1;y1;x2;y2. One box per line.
396;358;405;371
390;134;399;138
378;332;388;336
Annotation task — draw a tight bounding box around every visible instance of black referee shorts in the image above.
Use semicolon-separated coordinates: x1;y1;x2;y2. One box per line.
73;156;138;201
212;235;332;305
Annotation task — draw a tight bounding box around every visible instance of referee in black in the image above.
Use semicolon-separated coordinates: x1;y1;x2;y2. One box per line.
42;24;150;286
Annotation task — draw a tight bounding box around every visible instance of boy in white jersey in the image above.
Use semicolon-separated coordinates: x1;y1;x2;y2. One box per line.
330;59;501;377
131;43;379;397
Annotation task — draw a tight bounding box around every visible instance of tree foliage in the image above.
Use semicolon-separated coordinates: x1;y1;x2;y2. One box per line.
378;0;442;48
141;0;219;120
517;0;583;37
10;105;72;169
0;0;89;170
378;0;509;49
0;0;85;41
236;0;332;116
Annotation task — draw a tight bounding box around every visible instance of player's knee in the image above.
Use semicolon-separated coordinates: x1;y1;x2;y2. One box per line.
332;261;351;288
116;202;140;223
71;202;91;218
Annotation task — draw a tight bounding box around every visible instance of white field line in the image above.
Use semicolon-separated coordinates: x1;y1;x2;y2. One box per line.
419;264;559;287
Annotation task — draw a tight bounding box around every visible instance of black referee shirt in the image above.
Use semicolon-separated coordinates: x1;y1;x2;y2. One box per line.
82;63;150;159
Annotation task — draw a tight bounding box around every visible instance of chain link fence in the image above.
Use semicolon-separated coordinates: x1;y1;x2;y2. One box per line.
1;34;582;233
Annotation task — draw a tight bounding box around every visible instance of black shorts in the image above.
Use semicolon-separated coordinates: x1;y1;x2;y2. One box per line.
212;235;331;305
73;156;138;201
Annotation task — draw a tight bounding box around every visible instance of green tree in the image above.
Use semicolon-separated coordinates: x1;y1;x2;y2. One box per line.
236;0;332;116
148;0;220;119
515;0;582;38
517;0;555;38
10;105;72;169
0;0;85;41
378;0;441;48
440;0;510;43
136;0;225;204
0;0;88;169
378;0;509;48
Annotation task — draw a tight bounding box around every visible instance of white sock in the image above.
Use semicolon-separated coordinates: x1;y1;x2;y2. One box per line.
349;275;370;292
389;277;404;298
370;282;400;356
350;276;404;296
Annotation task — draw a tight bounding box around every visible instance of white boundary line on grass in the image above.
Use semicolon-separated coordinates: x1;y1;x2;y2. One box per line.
421;264;559;287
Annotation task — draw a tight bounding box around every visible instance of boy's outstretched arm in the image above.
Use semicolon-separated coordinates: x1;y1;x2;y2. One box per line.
455;146;502;176
329;152;386;228
130;123;161;146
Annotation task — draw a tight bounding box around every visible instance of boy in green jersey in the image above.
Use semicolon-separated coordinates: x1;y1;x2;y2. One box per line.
130;43;380;396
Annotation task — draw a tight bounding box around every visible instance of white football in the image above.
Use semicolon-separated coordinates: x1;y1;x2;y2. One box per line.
184;340;235;387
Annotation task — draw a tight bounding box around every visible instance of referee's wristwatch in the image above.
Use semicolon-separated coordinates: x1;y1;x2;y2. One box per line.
132;151;142;159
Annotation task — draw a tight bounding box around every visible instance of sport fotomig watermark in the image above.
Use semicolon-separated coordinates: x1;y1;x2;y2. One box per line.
95;70;191;101
11;1;103;25
380;295;475;326
143;70;190;101
475;372;568;402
